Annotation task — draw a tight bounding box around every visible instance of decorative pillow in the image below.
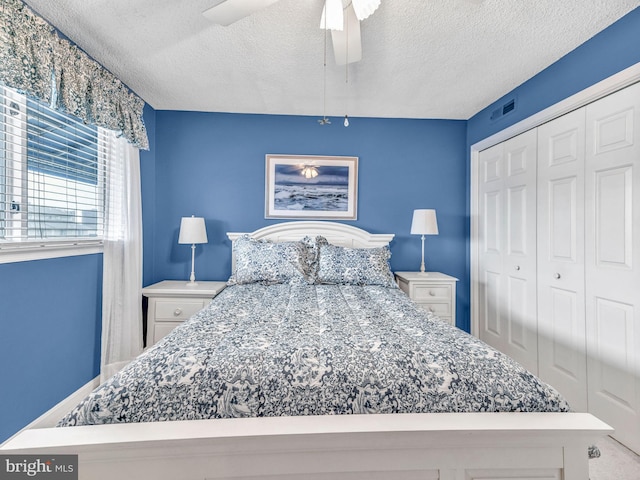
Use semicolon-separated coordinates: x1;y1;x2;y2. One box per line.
228;235;313;285
314;236;397;288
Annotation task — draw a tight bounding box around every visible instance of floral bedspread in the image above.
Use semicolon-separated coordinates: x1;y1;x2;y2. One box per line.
58;283;569;426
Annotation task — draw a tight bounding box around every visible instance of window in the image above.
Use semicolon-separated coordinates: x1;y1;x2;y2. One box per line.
0;86;107;261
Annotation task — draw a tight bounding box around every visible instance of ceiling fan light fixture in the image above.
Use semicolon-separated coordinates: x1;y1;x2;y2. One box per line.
320;0;344;31
352;0;381;21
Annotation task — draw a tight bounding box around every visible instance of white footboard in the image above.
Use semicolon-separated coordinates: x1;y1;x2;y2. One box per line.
1;413;611;480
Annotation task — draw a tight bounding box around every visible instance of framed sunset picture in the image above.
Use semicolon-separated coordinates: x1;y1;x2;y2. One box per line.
265;155;358;220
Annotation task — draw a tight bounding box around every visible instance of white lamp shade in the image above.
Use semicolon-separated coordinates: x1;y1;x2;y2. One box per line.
411;209;439;235
178;216;208;244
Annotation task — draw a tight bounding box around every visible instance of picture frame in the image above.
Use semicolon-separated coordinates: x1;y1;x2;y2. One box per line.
265;154;358;220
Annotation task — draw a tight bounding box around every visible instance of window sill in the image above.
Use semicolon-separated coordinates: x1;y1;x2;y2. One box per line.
0;241;103;264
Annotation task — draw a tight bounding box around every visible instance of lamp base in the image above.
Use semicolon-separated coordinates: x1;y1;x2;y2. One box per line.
186;243;199;287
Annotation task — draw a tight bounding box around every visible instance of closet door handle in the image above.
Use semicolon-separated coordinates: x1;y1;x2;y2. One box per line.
554;273;561;280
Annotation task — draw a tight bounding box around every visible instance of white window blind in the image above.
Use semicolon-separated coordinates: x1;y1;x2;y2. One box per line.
0;86;110;256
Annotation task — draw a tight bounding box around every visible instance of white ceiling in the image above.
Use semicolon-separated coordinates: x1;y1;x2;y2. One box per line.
24;0;640;120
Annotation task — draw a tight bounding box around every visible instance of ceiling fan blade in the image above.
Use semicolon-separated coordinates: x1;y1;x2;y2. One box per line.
352;0;381;21
202;0;281;26
331;4;362;65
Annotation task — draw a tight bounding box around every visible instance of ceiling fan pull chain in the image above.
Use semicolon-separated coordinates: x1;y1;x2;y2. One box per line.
344;11;350;127
319;1;331;126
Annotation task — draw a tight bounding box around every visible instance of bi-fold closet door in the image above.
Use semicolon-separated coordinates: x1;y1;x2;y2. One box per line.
477;129;538;375
477;81;640;453
537;107;588;412
584;83;640;454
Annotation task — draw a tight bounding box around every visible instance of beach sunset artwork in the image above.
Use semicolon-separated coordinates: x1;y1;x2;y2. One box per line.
274;164;349;211
265;155;358;219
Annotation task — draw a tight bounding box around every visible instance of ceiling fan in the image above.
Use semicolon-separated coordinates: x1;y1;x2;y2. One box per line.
202;0;381;65
203;0;483;65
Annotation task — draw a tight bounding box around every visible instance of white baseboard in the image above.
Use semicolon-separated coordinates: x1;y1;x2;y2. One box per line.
1;376;99;446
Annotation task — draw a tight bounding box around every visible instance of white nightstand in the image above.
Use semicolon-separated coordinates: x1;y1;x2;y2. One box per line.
395;272;458;327
142;280;226;346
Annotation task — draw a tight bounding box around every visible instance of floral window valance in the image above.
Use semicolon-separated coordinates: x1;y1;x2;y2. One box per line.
0;0;148;149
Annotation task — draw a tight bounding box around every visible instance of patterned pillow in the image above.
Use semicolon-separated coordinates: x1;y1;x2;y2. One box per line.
228;235;313;285
314;236;397;288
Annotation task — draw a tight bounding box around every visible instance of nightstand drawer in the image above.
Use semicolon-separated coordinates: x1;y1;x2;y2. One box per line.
154;322;182;341
417;302;451;316
412;284;451;301
394;272;458;328
155;299;206;321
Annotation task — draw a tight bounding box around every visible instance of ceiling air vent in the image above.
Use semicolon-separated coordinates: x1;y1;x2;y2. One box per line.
490;98;516;121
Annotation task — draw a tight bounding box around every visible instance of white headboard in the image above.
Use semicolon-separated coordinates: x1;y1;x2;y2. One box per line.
227;221;394;247
227;221;395;269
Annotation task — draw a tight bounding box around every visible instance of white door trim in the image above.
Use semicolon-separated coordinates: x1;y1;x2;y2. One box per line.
470;61;640;337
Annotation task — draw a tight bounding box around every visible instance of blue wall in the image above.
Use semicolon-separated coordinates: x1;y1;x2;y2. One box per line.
0;254;102;442
147;112;470;329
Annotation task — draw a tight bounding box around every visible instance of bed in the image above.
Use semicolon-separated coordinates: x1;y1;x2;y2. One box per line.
1;222;612;480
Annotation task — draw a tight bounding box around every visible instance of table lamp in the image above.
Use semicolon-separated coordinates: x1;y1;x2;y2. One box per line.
178;215;208;286
410;209;438;274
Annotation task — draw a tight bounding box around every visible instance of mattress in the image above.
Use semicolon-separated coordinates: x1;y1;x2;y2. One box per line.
58;283;569;426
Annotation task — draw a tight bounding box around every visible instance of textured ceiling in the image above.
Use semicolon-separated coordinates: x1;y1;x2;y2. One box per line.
23;0;640;119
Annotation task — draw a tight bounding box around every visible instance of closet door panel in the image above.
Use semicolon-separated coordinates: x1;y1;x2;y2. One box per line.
549;178;577;261
484;190;502;254
502;130;538;374
594;298;634;407
586;81;640;453
548;288;581;375
537;108;587;410
477;129;539;375
594;166;632;268
507;276;528;349
478;143;506;350
483;270;502;338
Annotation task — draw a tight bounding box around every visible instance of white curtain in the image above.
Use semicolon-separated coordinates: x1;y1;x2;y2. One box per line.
100;131;143;383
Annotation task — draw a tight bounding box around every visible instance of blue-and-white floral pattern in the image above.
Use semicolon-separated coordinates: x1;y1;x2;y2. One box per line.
314;236;397;287
228;235;314;285
0;0;148;149
58;283;570;427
